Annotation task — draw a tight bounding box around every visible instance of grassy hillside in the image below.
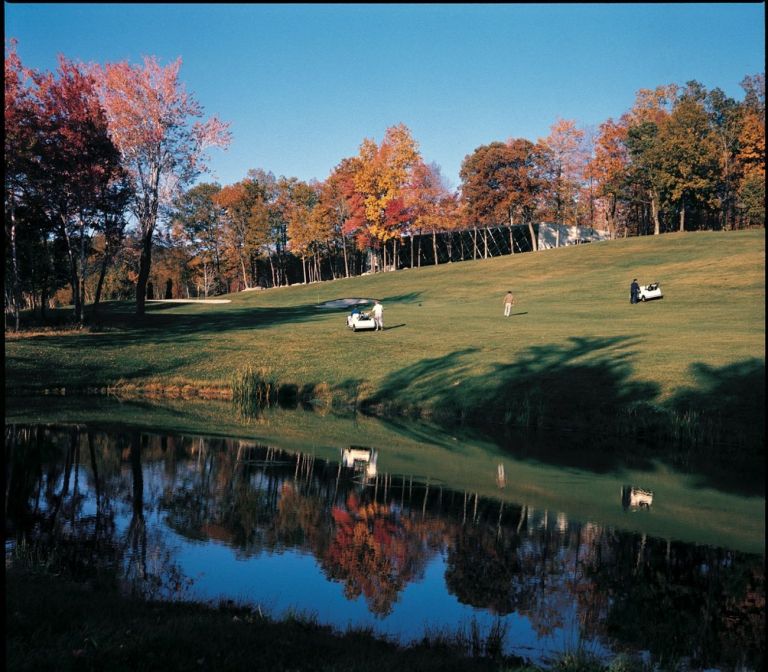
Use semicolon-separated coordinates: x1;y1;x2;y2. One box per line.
5;230;765;443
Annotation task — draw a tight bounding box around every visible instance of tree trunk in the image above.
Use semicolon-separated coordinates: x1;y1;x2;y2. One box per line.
472;227;478;260
40;232;51;322
93;243;111;314
483;228;488;259
607;195;617;239
78;218;87;327
239;250;249;290
59;216;81;321
679;201;685;232
302;255;307;284
432;231;438;265
651;192;661;236
417;236;422;268
508;214;515;255
9;200;21;331
410;234;414;268
527;221;538;251
342;236;349;278
135;229;153;315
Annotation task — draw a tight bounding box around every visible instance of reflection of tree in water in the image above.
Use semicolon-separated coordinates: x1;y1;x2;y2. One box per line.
318;491;435;617
6;426;119;582
5;426;764;669
586;533;765;669
444;508;607;639
6;426;194;600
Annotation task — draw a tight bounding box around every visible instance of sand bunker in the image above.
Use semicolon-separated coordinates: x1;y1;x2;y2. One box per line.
147;299;232;304
316;298;373;309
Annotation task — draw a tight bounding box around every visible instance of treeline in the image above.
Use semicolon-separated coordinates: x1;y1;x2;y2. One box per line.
4;40;765;329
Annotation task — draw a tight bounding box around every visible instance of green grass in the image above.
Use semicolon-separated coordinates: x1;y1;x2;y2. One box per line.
5;231;765;443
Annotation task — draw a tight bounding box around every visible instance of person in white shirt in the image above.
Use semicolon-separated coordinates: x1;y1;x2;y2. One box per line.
372;300;384;331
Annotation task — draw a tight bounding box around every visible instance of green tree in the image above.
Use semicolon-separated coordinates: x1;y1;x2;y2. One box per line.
170;183;224;297
657;91;720;231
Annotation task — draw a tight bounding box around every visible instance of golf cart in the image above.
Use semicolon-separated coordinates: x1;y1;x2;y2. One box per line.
347;310;376;331
638;282;663;301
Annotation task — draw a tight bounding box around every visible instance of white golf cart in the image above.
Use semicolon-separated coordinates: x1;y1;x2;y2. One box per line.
346;311;376;331
637;282;663;301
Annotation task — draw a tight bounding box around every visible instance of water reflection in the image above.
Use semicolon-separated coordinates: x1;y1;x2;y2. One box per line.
341;446;378;480
621;485;654;511
5;424;765;669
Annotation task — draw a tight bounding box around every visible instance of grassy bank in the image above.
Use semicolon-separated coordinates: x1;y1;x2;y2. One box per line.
8;555;659;672
6;566;525;672
5;231;765;444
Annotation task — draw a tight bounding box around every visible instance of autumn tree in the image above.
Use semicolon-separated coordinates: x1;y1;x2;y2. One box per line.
243;169;280;286
285;180;322;283
352;123;421;270
460;139;542;252
404;161;458;266
34;57;131;324
96;56;230;315
537;118;587;226
316;158;360;278
585;118;630;237
735;74;765;227
214;178;272;290
4;39;38;329
624;85;677;235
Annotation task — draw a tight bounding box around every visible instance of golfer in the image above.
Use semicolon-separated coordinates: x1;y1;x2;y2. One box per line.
503;291;515;317
372;300;384;331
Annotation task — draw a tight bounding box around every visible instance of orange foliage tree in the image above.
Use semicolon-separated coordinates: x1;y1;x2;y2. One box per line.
351;123;421;271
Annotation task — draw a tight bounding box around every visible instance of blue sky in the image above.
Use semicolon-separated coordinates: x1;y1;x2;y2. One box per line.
5;3;765;191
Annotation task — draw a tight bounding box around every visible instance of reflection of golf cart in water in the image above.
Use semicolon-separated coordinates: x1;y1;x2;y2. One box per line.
341;446;378;478
621;485;654;510
346;310;376;331
637;282;663;301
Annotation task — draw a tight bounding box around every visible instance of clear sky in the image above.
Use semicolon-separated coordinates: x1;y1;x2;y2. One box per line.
5;3;765;191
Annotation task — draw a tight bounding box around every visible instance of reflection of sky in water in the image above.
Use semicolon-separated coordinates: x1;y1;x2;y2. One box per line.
171;529;610;664
8;427;763;670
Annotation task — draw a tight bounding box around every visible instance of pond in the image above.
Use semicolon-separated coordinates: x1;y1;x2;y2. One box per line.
4;397;765;669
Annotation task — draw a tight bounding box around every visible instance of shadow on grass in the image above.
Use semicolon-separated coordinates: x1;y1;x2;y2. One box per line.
365;337;764;496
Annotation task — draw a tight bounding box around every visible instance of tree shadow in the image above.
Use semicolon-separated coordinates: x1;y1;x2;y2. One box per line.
665;358;765;494
365;337;764;496
379;292;423;304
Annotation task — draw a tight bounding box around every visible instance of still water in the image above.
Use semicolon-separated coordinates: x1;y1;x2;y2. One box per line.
4;405;765;669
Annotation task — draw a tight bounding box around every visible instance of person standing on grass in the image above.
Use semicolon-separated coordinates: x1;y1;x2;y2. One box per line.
372;300;384;331
630;279;640;304
503;290;515;317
